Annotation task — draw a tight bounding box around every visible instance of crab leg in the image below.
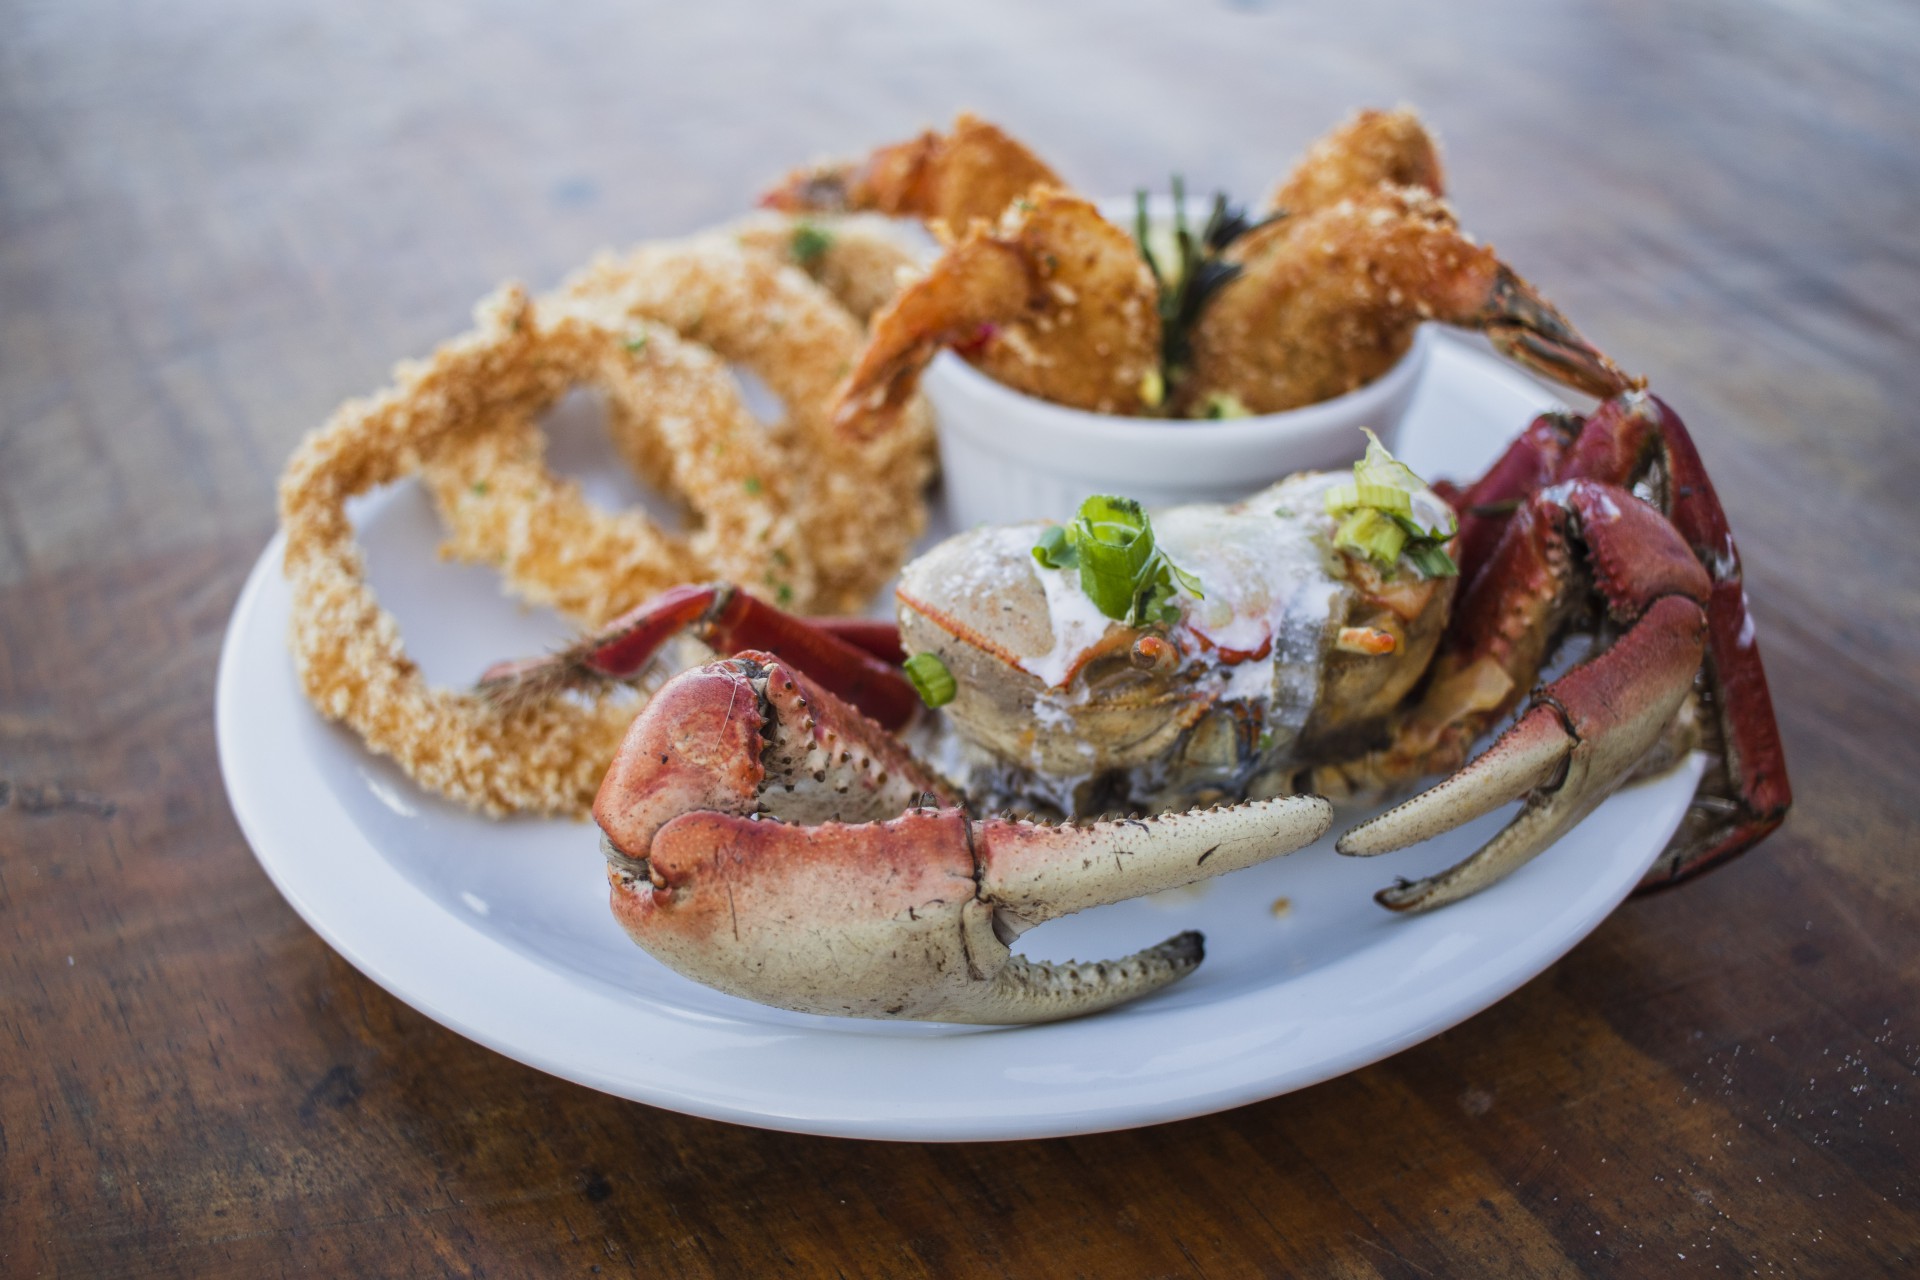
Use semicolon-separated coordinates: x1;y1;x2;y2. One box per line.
1551;392;1792;886
598;653;1332;1023
1445;410;1581;592
479;582;921;730
1337;480;1712;911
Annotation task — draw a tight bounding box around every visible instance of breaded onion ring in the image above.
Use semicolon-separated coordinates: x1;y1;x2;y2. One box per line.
557;235;935;612
279;287;645;816
419;317;816;625
728;211;924;325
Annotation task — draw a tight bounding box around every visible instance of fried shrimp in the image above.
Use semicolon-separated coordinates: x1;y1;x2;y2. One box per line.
760;111;1064;242
834;189;1160;432
797;107;1632;424
280;287;645;817
1182;185;1633;415
1266;106;1446;216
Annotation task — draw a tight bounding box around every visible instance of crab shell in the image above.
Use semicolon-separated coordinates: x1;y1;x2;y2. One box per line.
896;473;1454;813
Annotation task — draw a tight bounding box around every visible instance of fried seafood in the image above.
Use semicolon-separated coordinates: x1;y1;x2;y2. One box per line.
834;189;1161;432
1265;106;1444;215
761;112;1063;242
1180;185;1635;415
281;287;647;817
796;108;1630;426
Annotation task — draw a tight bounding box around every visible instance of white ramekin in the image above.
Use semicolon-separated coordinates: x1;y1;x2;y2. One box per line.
921;324;1432;527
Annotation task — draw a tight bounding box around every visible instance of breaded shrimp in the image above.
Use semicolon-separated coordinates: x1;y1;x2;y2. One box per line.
1267;106;1446;215
761;112;1065;243
1181;185;1634;415
832;190;1161;432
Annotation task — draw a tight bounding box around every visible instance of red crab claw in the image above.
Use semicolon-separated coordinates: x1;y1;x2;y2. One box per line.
1552;392;1791;888
1443;409;1582;592
1422;392;1791;892
1337;480;1712;911
598;653;1333;1022
477;582;921;731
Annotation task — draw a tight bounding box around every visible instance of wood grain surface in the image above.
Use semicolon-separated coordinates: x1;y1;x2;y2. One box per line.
4;1;1916;1275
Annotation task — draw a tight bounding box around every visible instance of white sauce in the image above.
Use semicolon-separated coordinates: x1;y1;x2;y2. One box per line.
910;467;1449;809
1027;555;1124;688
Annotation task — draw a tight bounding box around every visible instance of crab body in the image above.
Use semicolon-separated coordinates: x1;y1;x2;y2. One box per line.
895;470;1453;817
503;391;1787;1023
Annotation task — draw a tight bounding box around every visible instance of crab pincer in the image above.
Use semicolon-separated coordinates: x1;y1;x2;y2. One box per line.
595;653;1332;1022
1337;479;1712;909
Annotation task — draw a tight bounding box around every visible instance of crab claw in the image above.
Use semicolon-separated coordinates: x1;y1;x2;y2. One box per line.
1337;480;1711;911
597;652;1331;1022
1340;594;1706;910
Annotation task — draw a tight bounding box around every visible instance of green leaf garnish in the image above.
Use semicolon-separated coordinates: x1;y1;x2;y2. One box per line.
1032;524;1078;571
1031;495;1202;628
1404;543;1459;578
790;221;833;266
1132;179;1280;413
1324;430;1458;577
903;652;956;708
1202;392;1251;420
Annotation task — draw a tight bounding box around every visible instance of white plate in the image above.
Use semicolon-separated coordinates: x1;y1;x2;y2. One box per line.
217;336;1702;1141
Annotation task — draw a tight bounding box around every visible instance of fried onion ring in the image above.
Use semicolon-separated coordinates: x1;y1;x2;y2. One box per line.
556;234;936;612
280;287;645;816
728;211;924;325
418;317;815;625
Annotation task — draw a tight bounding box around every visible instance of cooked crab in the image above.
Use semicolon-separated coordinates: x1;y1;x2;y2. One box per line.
487;392;1788;1022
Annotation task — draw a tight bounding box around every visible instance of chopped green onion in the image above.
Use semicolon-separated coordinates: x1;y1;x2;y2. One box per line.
903;652;956;708
1325;429;1458;577
1334;507;1408;566
1030;495;1202;627
790;222;833;265
1326;481;1412;517
1139;365;1166;410
1202;392;1251;420
1405;543;1459;578
1032;524;1078;571
1353;428;1426;493
1070;496;1156;619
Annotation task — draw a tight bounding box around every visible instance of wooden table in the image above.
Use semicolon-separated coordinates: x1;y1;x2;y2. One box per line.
5;2;1915;1274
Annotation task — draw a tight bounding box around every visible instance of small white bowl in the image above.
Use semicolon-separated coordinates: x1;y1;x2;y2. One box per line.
922;324;1432;527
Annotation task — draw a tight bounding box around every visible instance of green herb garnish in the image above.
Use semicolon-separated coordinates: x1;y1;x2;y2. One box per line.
1323;430;1459;577
903;652;957;708
1032;495;1202;627
1134;178;1278;412
1202;391;1251;420
791;221;833;266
